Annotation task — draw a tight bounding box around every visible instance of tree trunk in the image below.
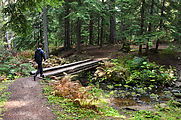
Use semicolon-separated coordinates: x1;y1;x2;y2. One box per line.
43;6;49;59
76;18;81;53
120;21;130;52
2;1;8;49
76;0;82;53
40;21;43;44
139;0;145;55
109;0;116;44
97;17;100;45
6;32;10;48
89;14;93;45
65;2;70;50
100;0;104;48
155;0;165;52
6;0;11;48
100;18;104;48
70;21;73;46
146;0;154;54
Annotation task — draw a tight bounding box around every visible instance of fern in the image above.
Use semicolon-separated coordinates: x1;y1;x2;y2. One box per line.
0;64;12;74
52;76;101;110
0;49;35;80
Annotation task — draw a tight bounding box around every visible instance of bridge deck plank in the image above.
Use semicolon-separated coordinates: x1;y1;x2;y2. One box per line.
43;60;101;77
30;59;92;75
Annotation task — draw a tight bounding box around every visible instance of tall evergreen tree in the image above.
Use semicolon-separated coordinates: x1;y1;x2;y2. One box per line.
89;14;93;45
100;0;105;48
64;1;71;50
43;6;49;59
109;0;116;44
155;0;166;52
139;0;145;55
146;0;154;54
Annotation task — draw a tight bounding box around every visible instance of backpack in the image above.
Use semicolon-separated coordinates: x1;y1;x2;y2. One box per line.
35;49;42;63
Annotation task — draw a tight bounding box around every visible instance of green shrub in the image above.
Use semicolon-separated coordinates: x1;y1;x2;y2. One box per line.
0;49;35;80
97;56;177;87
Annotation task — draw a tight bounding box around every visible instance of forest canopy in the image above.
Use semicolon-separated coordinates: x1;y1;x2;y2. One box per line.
0;0;180;55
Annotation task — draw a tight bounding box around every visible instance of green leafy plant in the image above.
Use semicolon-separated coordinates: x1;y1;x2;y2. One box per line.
0;50;35;80
96;56;177;87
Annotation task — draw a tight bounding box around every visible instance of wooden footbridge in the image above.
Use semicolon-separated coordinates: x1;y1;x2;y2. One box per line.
30;59;102;77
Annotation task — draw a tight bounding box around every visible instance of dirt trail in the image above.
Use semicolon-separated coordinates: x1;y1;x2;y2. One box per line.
3;77;55;120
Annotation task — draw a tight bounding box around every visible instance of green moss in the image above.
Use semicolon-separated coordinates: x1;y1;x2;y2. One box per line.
130;102;181;120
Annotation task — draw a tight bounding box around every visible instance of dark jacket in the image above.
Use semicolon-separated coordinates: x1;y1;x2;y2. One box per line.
34;48;46;64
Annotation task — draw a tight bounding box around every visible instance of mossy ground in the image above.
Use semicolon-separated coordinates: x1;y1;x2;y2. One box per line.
131;105;181;120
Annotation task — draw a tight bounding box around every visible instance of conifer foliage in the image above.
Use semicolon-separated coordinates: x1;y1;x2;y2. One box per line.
0;0;180;52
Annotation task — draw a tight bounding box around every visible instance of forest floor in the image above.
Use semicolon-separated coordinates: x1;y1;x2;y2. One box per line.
2;44;181;120
82;44;180;68
65;44;179;67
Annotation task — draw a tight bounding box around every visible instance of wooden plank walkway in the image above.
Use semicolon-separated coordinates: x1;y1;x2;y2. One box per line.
30;59;101;77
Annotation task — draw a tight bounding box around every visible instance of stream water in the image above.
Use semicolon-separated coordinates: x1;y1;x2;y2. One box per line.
100;84;171;107
76;69;181;111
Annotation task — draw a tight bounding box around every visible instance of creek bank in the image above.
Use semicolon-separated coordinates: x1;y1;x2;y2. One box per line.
74;66;181;113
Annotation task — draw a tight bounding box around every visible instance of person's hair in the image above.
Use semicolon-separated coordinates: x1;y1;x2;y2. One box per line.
38;43;43;48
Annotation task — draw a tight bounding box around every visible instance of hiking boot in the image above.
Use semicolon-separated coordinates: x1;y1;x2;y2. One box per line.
34;76;36;81
40;74;44;78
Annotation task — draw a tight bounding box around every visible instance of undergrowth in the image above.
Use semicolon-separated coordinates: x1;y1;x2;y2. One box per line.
96;56;177;87
0;49;35;80
42;77;126;120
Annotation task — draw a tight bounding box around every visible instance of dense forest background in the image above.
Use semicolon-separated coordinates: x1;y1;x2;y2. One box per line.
0;0;180;57
0;1;181;119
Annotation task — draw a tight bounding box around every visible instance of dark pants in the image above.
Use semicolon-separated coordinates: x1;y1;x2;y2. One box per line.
34;63;43;77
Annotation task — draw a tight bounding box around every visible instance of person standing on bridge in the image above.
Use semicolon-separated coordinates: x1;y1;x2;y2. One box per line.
34;43;46;81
